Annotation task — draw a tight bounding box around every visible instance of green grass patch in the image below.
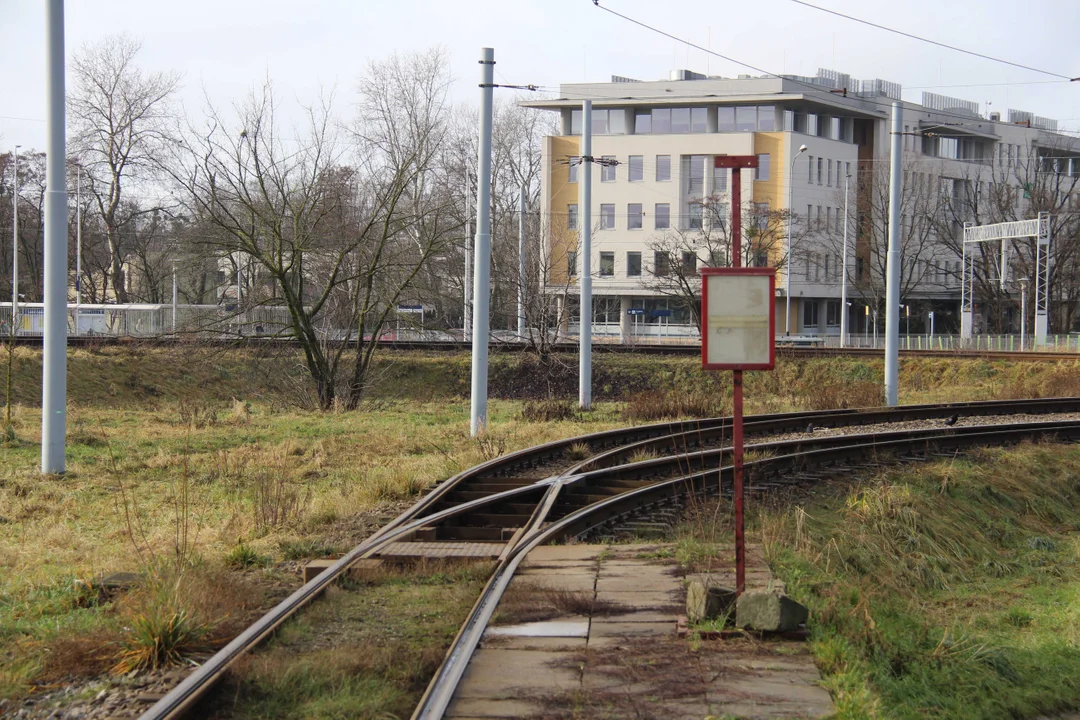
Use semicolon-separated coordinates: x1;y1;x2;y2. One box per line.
761;442;1080;719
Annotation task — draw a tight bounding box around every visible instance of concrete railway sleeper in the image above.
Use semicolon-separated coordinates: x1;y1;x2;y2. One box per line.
139;400;1080;720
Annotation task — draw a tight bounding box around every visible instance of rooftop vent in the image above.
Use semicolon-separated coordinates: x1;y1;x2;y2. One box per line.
611;75;642;83
670;69;706;81
922;92;979;117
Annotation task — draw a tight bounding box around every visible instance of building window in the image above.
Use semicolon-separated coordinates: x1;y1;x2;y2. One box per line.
807;205;813;229
827;159;833;186
627;251;642;277
808;156;814;183
628;203;643;229
718;107;735;132
601;156;616;182
600;251;615;277
593;296;620;323
656;155;671;181
600;203;615;229
826;300;840;326
757;106;775;131
591;110;608;135
755;153;770;181
714;165;729;192
671;108;691;133
688;155;708;195
845;161;851;179
817;157;823;184
568;160;578;183
567;204;578;230
688;204;703;230
653;251;671;276
634;110;652;134
655;203;670;230
803;301;819;327
691;107;708;132
568;250;577;277
735;106;756;132
823;253;830;279
653;108;671;133
681;251;698;275
629;155;643;181
570;109;581;135
826;206;832;232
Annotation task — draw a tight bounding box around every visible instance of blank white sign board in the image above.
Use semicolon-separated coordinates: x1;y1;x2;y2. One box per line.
702;269;775;370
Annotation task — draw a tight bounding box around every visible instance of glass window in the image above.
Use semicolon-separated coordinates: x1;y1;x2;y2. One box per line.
830;116;841;140
717;106;736;132
817;158;823;184
568;250;577;277
808;156;814;183
653;251;670;276
827;159;833;186
826;300;840;326
735;106;756;132
609;110;625;135
601;156;616;182
755;153;770;181
567;204;578;230
628;203;643;229
671;107;691;133
655;203;670;229
826;206;832;231
570;109;582;135
600;251;615;277
600;203;615;229
714;165;729;192
807;113;819;136
568;160;578;183
803;301;818;327
688;155;707;195
634;110;652;134
688;204;703;230
653;108;671;133
681;251;698;275
783;109;794;132
629;155;643;182
691;107;708;132
757;106;775;131
627;251;642;277
591;109;608;135
656;155;671;181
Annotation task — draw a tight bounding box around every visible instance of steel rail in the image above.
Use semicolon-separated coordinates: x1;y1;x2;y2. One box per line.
141;400;1080;720
411;418;1080;719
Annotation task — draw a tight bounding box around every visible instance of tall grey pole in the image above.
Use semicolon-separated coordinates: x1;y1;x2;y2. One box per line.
12;145;19;323
517;183;526;339
579;100;593;409
464;171;471;342
785;145;806;335
469;48;495;436
884;102;903;406
42;0;67;474
840;173;850;348
171;262;178;333
75;168;81;307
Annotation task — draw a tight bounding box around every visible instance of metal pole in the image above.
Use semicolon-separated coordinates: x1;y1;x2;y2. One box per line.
12;145;19;324
41;0;67;474
464;171;471;342
884;102;903;406
469;48;495;436
517;183;526;340
579;100;592;409
731;163;746;595
75;167;81;330
1020;279;1027;352
171;262;177;333
840;173;850;347
785;146;806;335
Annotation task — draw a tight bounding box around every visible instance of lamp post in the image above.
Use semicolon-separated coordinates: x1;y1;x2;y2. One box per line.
785;144;808;335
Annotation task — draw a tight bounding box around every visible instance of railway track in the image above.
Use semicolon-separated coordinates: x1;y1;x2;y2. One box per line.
21;333;1080;361
140;397;1080;720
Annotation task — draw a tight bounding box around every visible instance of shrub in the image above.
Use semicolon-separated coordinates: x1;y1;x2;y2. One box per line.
622;389;726;422
225;542;270;569
520;399;579;422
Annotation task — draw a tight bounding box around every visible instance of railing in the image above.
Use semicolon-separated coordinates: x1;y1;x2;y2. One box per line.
0;303;293;338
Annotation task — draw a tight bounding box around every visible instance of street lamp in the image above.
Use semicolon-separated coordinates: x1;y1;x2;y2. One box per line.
786;144;809;335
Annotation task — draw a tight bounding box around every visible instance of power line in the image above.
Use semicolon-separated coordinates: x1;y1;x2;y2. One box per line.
786;0;1078;82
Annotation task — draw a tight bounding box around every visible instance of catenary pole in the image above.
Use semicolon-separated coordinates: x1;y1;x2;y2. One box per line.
12;145;19;324
785;145;806;335
517;183;526;339
464;171;472;342
75;168;81;306
579;100;592;409
42;0;67;474
840;172;850;347
884;101;903;406
469;48;495;436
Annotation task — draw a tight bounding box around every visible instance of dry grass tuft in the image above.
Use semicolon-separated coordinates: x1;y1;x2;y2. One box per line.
520;399;580;423
622;389;727;422
493;582;626;625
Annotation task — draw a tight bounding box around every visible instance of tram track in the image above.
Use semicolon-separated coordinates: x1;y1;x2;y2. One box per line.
140;397;1080;720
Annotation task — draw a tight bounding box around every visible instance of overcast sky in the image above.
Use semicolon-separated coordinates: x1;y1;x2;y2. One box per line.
2;0;1078;153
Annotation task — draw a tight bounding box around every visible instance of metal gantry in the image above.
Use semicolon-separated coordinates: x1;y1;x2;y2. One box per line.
961;212;1051;347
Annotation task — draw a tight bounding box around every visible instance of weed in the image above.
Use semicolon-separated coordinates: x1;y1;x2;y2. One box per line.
520;399;579;422
279;539;342;560
627;447;659;464
177;398;218;428
251;459;310;532
112;571;214;673
622;388;726;422
566;442;592;461
225;542;270;569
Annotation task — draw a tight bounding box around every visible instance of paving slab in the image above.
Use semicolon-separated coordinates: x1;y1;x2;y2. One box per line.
480;635;588;651
445;696;544;718
486;619;589;638
455;648;580;698
525;545;606;562
596;573;680;592
595;590;683;609
509;574;597;592
587;621;675;647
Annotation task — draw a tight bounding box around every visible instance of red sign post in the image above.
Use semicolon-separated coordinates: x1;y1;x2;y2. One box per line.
702;155;777;595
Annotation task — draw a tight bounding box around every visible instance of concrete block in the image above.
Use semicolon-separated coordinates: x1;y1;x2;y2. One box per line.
735;591;809;632
685;578;736;623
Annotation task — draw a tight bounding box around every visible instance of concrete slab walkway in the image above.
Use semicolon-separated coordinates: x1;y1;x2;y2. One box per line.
444;543;835;719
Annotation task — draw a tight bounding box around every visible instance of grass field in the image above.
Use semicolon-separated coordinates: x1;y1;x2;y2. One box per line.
3;344;1080;715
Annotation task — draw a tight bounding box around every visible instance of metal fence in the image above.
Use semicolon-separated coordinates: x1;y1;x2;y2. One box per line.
0;303;294;338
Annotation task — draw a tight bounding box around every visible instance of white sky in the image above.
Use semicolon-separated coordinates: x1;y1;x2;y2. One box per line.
2;0;1078;152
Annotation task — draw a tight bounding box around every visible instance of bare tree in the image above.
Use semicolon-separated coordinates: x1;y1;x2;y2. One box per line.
69;34;180;303
645;196;802;332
